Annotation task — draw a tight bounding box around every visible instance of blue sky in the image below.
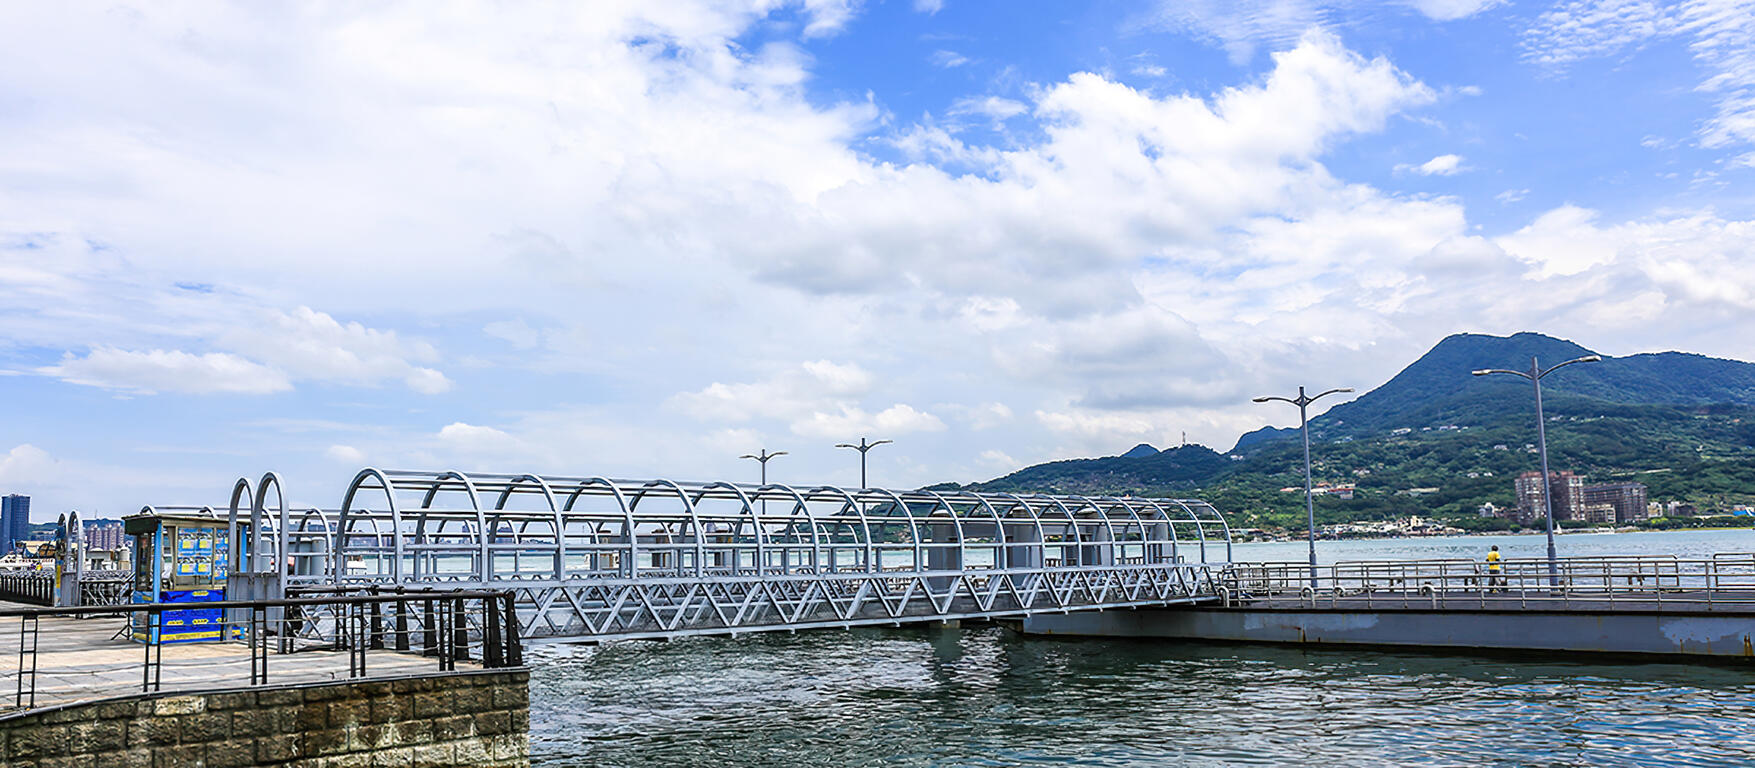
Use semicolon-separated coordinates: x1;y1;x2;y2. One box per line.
2;0;1754;520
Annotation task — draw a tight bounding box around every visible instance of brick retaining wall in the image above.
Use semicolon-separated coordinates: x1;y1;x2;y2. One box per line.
0;669;529;768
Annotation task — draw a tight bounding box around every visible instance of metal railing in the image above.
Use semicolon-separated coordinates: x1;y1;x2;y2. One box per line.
0;573;53;606
0;589;521;715
1222;554;1755;611
78;578;132;608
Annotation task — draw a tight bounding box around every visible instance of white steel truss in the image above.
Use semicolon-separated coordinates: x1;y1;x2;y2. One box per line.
210;469;1233;642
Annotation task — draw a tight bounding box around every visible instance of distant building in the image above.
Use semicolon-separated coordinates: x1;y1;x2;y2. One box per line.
83;520;126;552
0;495;28;554
1514;471;1583;524
1581;482;1649;524
1478;502;1502;518
1579;502;1617;524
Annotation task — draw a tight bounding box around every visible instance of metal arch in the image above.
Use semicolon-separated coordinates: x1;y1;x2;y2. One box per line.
425;471;488;582
560;477;638;578
290;507;336;582
837;485;918;572
1185;500;1233;563
917;489;973;572
498;475;564;580
341;468;406;584
148;469;1231;642
697;481;768;575
1098;496;1152;564
253;473;288;592
227;477;254;573
684;482;749;576
1163;499;1211;563
629;479;706;577
1134;498;1183;563
991;491;1050;569
802;485;874;573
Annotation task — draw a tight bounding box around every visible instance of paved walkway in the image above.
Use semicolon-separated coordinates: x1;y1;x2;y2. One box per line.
1231;588;1755;613
0;601;474;714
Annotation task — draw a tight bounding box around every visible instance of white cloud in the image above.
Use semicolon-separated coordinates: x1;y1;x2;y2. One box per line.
1403;0;1504;21
40;348;292;395
914;0;946;13
948;95;1028;122
1143;0;1502;63
1496;188;1531;204
1398;153;1465;175
1523;0;1755;153
978;449;1017;469
929;50;969;68
5;4;1755;507
224;307;451;394
669;361;946;439
0;445;57;489
438;422;515;445
791;403;948;439
1495;204;1622;277
325;445;367;464
670;360;874;422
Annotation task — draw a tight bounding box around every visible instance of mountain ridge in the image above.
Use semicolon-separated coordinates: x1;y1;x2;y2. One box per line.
966;332;1755;514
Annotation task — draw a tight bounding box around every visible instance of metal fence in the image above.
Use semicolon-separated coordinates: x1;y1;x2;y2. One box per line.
0;573;53;606
0;589;521;714
1221;554;1755;610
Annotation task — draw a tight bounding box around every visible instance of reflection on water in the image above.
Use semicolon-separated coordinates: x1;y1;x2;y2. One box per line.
529;626;1755;767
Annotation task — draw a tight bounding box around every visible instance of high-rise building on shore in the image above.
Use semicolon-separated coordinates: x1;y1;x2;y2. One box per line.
1;495;29;554
1581;482;1650;524
1514;471;1583;524
84;520;126;552
1512;474;1651;525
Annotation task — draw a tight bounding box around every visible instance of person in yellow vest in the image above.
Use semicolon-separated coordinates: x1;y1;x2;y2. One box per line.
1486;545;1505;591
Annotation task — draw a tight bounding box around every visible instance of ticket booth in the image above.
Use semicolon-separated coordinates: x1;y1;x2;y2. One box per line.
124;511;238;644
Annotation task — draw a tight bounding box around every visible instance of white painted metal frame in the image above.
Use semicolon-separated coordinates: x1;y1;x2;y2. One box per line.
309;468;1234;641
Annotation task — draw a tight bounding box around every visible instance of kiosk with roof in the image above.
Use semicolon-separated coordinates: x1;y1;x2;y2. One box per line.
124;508;240;644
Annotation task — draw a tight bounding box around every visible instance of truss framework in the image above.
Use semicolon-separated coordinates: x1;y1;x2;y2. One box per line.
175;469;1235;640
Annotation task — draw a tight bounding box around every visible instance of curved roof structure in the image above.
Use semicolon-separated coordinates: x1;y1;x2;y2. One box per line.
303;468;1233;585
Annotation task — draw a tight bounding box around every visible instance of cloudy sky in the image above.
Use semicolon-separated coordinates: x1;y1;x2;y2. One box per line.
3;0;1754;518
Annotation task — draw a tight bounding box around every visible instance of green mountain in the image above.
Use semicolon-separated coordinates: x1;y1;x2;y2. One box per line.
1231;332;1755;448
965;332;1755;526
969;444;1232;496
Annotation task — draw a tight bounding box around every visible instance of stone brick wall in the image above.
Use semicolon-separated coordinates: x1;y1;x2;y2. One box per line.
0;669;529;768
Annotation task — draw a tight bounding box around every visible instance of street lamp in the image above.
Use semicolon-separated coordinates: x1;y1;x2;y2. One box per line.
739;449;788;515
1254;386;1355;590
834;437;892;488
1473;354;1601;587
738;449;788;486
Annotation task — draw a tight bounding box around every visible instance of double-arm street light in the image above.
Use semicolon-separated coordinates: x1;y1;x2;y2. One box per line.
835;437;892;489
1254;385;1355;590
1473;354;1601;587
738;448;788;486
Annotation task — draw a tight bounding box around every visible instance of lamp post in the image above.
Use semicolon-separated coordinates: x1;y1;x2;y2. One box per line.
834;437;892;489
739;449;787;515
1473;354;1601;587
1254;386;1354;590
738;449;788;486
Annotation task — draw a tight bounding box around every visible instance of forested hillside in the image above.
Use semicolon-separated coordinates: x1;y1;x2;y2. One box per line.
953;333;1755;530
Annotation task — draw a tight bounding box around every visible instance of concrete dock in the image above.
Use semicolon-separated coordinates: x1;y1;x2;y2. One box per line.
0;600;476;714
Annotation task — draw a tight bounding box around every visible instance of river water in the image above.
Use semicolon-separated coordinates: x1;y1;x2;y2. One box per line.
527;530;1755;767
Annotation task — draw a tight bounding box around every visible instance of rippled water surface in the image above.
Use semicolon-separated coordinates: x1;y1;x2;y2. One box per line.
528;531;1755;767
528;627;1755;767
